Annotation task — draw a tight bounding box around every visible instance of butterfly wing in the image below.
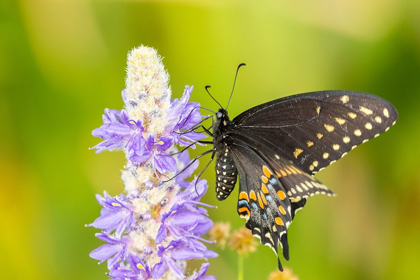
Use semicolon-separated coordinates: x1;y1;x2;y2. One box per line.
229;139;309;270
232;91;398;174
229;130;335;202
223;90;397;269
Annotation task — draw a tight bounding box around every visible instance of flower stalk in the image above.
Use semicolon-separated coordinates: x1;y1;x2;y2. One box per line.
88;45;216;279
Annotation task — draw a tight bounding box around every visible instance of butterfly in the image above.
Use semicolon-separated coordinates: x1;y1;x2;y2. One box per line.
207;65;398;271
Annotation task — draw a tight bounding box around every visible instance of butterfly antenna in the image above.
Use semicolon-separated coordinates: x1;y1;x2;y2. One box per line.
200;106;216;114
205;85;223;109
226;63;246;110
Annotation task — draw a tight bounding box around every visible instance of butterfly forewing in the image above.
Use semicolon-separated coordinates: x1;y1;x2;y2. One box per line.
233;91;398;174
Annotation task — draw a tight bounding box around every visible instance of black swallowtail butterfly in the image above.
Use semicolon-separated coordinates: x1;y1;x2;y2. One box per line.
208;65;398;271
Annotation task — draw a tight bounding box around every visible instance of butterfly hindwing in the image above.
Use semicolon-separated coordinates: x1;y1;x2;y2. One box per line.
232;91;398;174
228;131;335;201
228;141;295;270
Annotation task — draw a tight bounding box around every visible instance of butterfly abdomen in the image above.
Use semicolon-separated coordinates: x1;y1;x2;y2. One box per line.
215;150;238;201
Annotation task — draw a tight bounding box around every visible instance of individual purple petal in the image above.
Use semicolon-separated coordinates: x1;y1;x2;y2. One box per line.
155;223;168;244
153;152;177;174
186;263;216;280
152;260;168;279
121;89;128;105
165;255;185;279
90;244;120;262
145;134;154;150
155;136;173;151
168;238;218;261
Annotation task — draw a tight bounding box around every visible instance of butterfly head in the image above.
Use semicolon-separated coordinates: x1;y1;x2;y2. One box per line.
212;108;233;149
216;108;228;121
214;108;231;132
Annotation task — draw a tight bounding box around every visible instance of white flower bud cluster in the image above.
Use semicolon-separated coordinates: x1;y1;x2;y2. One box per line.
124;46;172;136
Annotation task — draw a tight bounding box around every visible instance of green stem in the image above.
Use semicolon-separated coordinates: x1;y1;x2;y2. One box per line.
238;255;244;280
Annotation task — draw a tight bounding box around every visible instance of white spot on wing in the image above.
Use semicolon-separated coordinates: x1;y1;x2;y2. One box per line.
335;117;346;125
348;112;357;119
360;106;373;115
324;124;335;132
354;129;362;137
293;148;303;159
340;95;349;103
365;123;373;130
383;108;390;118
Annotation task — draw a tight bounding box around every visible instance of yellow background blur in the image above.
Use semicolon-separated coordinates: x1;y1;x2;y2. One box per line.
1;0;420;279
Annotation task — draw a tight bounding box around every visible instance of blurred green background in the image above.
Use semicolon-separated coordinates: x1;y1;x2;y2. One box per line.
1;0;420;279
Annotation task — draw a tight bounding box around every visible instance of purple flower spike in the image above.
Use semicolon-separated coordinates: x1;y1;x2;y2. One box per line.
89;46;216;279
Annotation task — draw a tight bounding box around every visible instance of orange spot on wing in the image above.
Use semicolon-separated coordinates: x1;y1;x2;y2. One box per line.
275;217;284;226
279;205;286;215
249;190;257;201
238;207;250;216
239;191;249;202
277;190;286;200
261;176;268;184
261;183;269;194
275;171;282;177
257;193;265;209
280;170;287;177
261;193;268;205
263;165;272;178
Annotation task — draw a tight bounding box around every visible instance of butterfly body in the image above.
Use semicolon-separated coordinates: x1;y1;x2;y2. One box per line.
213;109;239;201
210;90;398;270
